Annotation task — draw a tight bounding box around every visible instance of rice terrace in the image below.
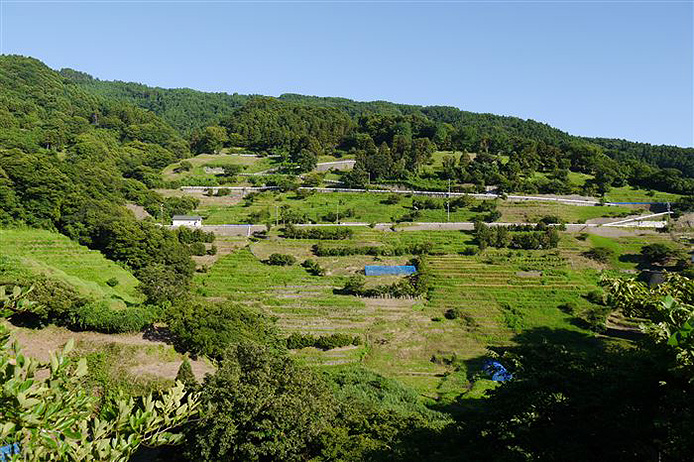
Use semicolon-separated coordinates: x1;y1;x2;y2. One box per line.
0;10;693;459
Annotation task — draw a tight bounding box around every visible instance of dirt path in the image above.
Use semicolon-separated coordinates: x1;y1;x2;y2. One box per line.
4;322;214;381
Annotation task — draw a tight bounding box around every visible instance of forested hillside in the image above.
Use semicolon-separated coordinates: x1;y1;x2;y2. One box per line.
62;68;694;197
59;67;250;134
0;55;201;320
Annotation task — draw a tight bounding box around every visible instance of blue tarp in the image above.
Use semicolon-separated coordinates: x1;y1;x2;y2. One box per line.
0;443;20;461
483;360;513;382
365;265;417;276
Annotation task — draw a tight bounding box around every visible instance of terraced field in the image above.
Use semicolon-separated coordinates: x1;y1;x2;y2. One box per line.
498;201;636;223
193;228;618;394
163;153;281;184
198;191;483;224
0;228;143;307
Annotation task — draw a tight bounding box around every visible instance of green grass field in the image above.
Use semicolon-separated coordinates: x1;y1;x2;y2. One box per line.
604;185;680;203
163;153;280;183
0;228;143;307
198;191;484;224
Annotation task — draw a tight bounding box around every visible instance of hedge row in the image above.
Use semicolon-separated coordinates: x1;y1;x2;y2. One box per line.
313;242;434;257
283;225;353;240
286;332;361;350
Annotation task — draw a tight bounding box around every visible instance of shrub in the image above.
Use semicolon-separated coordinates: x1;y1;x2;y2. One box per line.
444;308;462;320
286;333;360;350
582;306;610;333
584;247;614;263
176;357;198;389
302;259;325;276
500;303;525;332
558;302;578;315
382;194;401;205
166;300;280;359
313;242;432;257
431;353;459;366
206;245;217;256
190;242;207;256
268;253;296;266
586;290;605;305
70;301;157;333
314;333;361;350
340;258;430;298
641;243;681;266
183;343;336;461
106;277;119;287
461;247;478;256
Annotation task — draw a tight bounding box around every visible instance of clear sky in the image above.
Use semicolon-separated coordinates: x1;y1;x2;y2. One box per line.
1;1;692;147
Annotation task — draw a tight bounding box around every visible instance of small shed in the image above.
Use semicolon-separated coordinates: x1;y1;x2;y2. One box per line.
172;215;203;228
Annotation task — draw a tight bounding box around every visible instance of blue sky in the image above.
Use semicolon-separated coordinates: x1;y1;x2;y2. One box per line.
1;1;692;147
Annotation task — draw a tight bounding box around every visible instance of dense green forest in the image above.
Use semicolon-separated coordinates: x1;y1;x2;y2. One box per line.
1;55;694;461
61;65;694;197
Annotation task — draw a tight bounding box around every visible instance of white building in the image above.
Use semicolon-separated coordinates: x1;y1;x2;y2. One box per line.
172;215;203;228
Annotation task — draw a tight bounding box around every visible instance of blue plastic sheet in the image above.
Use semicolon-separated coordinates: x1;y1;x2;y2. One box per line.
483;360;513;382
365;265;417;276
0;443;20;461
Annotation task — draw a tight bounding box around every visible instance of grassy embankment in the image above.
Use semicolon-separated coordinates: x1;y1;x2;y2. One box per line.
0;228;143;308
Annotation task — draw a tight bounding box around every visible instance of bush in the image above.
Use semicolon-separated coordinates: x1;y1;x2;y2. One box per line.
267;253;296;266
70;301;157;333
167;300;280;359
558;302;578;315
444;307;462;320
302;259;325;276
189;242;207;256
286;332;360;350
183;343;336;461
582;306;610;333
583;247;614;263
206;245;217;256
105;277;119;287
340;258;430;298
382;194;401;205
641;243;681;266
586;290;605;305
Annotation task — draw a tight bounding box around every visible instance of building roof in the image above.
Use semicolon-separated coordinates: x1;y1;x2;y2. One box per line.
172;215;203;221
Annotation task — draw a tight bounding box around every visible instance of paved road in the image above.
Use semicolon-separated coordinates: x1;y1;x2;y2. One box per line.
181;185;608;206
193;219;666;236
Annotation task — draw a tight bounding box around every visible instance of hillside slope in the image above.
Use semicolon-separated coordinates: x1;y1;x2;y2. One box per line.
0;228;143;308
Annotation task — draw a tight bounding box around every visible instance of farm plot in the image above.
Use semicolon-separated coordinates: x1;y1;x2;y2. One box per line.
163;153;280;184
0;228;143;307
420;251;599;363
193;227;654;395
198;191;483;224
557;231;681;270
497;201;635;224
194;247;369;337
194;245;462;392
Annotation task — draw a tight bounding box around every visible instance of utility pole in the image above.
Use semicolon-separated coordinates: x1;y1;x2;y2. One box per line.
447;179;451;223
